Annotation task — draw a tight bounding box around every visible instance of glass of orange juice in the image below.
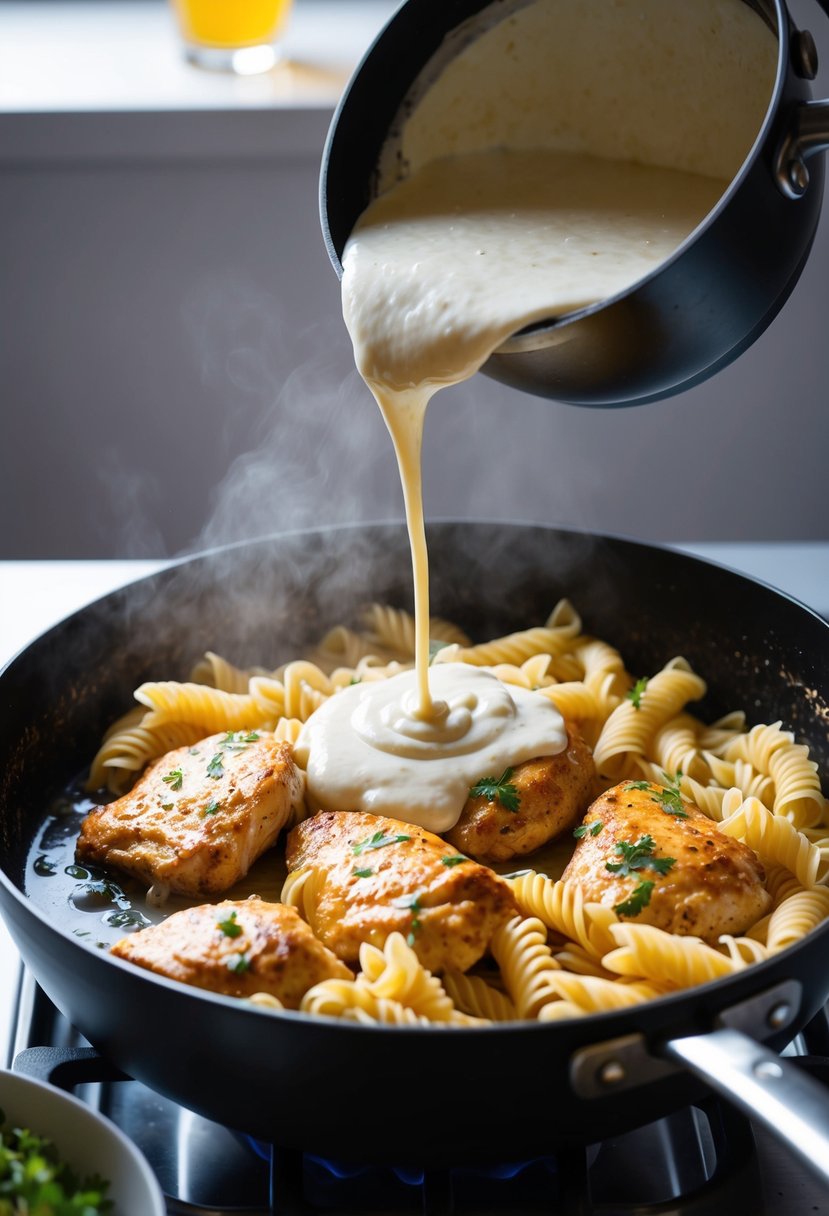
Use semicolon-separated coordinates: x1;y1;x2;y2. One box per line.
171;0;293;74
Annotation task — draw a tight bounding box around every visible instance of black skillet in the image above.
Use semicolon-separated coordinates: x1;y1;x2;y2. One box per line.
1;523;829;1173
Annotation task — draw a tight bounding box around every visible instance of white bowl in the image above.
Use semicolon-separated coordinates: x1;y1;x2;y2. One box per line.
0;1067;166;1215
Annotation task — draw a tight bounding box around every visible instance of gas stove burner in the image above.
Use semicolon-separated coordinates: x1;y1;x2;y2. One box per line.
8;973;829;1215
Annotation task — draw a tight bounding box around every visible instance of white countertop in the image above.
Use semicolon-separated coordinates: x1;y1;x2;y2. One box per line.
1;542;827;1063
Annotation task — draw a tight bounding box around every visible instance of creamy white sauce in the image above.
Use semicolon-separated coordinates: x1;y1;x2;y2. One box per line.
300;0;776;831
298;663;567;832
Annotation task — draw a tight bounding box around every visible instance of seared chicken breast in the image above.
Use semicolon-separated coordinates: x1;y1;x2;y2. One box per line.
284;810;518;973
445;722;597;862
562;780;771;939
111;896;350;1006
77;731;304;896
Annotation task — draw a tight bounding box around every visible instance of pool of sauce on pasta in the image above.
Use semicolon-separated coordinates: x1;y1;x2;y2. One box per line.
25;773;575;952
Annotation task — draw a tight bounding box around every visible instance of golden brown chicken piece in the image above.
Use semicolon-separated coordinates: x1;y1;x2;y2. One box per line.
284;810;518;973
111;897;351;1006
445;722;598;863
561;780;771;939
77;731;304;896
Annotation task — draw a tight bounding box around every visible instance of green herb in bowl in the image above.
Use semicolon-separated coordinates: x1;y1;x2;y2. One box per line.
0;1105;112;1215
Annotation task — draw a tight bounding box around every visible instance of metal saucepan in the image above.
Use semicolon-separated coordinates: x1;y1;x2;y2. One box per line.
1;524;829;1175
321;0;829;406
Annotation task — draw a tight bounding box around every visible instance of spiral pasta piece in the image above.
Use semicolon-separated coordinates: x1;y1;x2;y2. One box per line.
764;863;804;909
301;978;432;1024
87;719;206;793
592;658;707;780
488;654;555;691
765;887;829;953
546;971;668;1012
603;923;739;987
445;600;582;667
280;867;321;920
357;934;460;1022
650;713;709;783
504;871;619;959
575;637;628;701
307;625;389;673
248;992;285;1012
703;755;774;806
541;677;605;721
723;722;825;828
718;792;821;888
490;915;560;1018
550;944;617;980
360;602;470;658
698;710;748;755
538;1000;587;1021
250;668;331;724
442;970;518;1022
135;681;265;733
189;651;258;694
273;717;305;747
716;935;769;965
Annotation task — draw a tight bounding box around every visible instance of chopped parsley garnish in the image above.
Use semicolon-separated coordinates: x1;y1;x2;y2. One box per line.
206;753;225;780
189;747;201;755
75;877;132;911
573;821;604;839
162;768;183;790
615;880;656;918
652;771;688;818
202;798;222;817
441;855;468;867
160;802;174;811
217;910;243;938
605;836;676;878
469;768;521;812
353;866;373;878
352;830;411;855
226;952;250;973
626;677;649;709
220;730;260;752
624;775;688;818
349;676;361;685
0;1108;113;1214
391;892;423;946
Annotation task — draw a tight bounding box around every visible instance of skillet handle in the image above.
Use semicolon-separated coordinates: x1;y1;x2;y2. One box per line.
664;1027;829;1187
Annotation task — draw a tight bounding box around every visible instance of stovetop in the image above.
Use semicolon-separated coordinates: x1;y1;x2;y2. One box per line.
2;549;829;1215
6;967;829;1214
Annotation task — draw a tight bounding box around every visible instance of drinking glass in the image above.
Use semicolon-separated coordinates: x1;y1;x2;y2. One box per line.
171;0;294;75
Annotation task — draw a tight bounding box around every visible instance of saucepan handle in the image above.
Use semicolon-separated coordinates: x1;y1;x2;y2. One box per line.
774;2;829;197
774;99;829;198
663;1027;829;1187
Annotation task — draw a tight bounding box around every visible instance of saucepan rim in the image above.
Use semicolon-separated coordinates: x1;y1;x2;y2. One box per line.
321;0;790;350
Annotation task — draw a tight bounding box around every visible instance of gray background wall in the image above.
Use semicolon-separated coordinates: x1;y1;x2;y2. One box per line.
2;0;828;559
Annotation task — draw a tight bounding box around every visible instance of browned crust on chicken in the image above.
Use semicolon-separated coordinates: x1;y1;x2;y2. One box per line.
77;732;304;896
285;810;519;973
445;722;598;862
562;781;771;939
110;896;350;1006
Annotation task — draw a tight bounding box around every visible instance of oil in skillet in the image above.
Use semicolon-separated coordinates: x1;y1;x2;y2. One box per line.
25;775;289;951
